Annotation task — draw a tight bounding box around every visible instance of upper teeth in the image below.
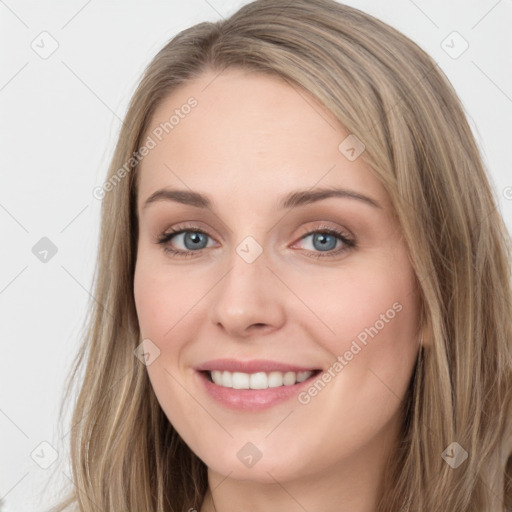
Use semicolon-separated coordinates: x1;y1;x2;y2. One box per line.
210;370;313;389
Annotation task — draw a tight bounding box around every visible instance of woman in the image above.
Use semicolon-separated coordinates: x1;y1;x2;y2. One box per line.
51;0;512;510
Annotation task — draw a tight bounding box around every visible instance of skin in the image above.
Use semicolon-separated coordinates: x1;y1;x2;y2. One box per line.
133;67;422;512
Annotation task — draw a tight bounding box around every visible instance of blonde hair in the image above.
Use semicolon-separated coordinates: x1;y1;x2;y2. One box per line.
49;0;512;510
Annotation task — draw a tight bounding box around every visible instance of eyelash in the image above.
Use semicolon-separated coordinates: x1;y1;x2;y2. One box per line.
155;224;356;259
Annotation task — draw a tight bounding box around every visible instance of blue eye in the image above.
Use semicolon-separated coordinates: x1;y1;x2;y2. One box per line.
294;227;355;258
156;228;213;257
156;225;355;259
302;232;340;252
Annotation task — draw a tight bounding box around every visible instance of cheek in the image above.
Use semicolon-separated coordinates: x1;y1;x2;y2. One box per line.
133;260;202;428
133;259;203;342
133;268;166;341
296;250;420;387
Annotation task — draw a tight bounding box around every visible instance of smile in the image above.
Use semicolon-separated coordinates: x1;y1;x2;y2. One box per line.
194;359;322;410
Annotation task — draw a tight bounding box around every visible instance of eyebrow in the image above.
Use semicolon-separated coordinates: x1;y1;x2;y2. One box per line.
142;186;382;211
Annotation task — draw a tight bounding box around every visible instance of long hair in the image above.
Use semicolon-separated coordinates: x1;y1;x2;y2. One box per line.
49;1;512;510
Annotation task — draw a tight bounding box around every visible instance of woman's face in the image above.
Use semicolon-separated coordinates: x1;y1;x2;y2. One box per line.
133;67;421;484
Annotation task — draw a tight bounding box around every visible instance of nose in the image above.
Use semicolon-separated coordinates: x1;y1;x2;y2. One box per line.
208;244;287;339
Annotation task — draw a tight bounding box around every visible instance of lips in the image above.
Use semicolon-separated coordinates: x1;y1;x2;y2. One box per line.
194;359;322;410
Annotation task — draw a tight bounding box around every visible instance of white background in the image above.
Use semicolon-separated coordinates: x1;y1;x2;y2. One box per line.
1;1;511;510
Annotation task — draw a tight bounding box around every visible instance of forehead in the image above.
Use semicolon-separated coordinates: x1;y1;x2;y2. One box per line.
136;68;389;214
